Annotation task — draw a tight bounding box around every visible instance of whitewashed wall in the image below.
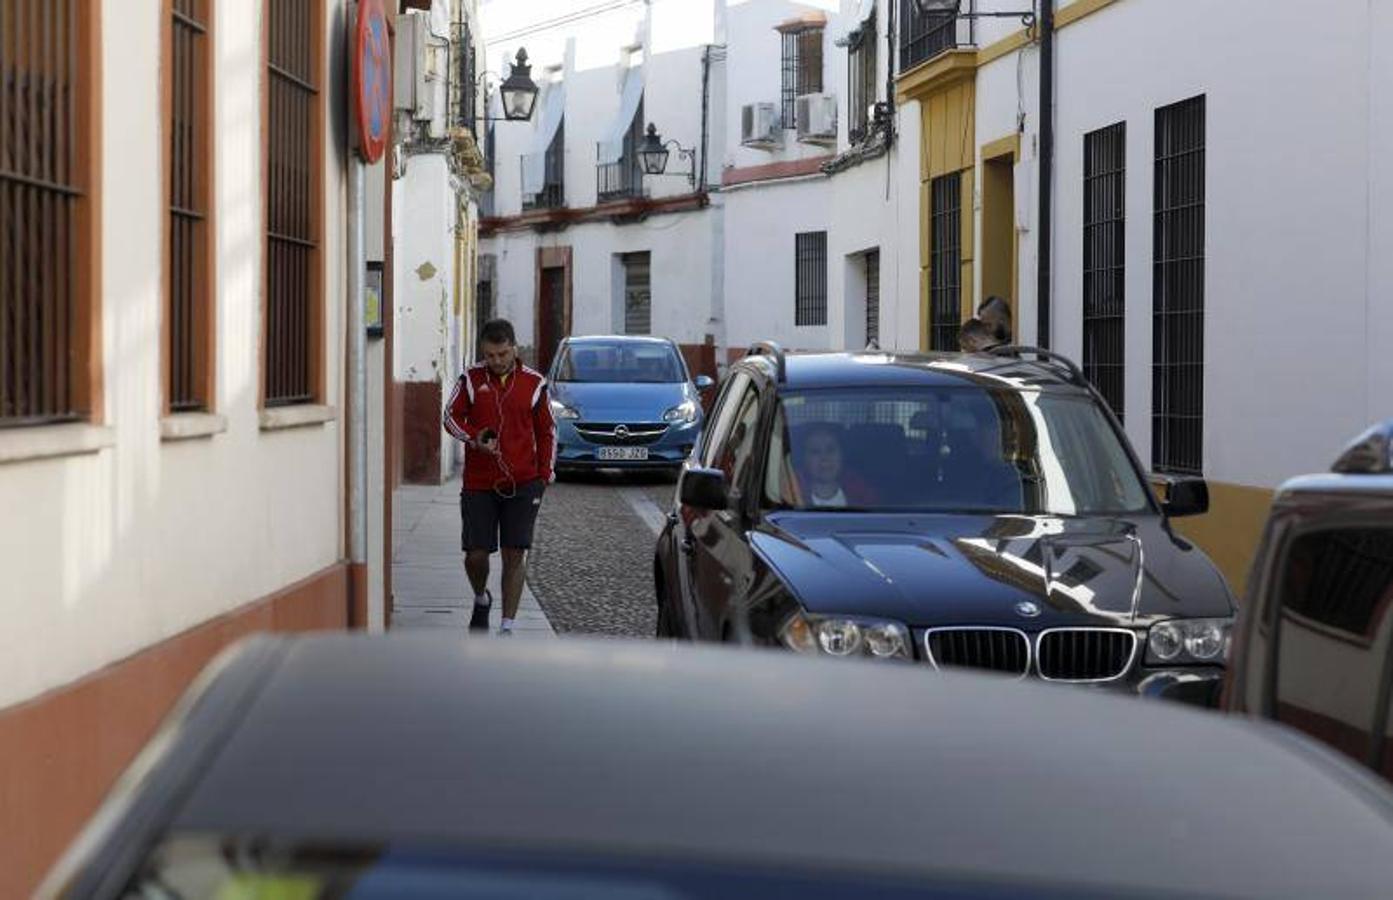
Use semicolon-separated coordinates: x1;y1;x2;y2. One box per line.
722;0;913;354
723;178;833;350
487;210;718;356
0;0;352;709
971;0;1393;488
723;0;840;173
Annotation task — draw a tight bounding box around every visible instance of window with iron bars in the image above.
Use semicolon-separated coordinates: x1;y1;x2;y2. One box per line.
1;0;96;427
847;14;878;144
780;27;823;129
1152;95;1205;475
169;0;214;413
929;173;962;352
479;121;496;217
597;96;644;203
1083;121;1125;422
899;0;965;73
622;252;652;335
265;0;324;407
451;19;477;135
865;249;881;347
523;120;565;210
795;232;828;327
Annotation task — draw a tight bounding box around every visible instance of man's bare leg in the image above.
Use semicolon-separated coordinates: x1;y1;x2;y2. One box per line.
466;549;493;632
500;547;527;622
465;550;491;596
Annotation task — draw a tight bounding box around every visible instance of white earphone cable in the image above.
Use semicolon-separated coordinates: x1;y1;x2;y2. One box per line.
489;371;518;499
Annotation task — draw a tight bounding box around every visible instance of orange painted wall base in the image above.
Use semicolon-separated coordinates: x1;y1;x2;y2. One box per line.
0;562;350;898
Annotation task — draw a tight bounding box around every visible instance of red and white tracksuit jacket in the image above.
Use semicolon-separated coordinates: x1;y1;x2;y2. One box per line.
443;363;557;492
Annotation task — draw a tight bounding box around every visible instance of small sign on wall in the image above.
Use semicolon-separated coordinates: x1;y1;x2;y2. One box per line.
366;261;385;338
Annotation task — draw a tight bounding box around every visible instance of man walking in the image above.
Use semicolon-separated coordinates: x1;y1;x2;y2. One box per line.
443;319;556;635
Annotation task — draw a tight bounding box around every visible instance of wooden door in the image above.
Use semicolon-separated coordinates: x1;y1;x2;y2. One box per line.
538;266;566;373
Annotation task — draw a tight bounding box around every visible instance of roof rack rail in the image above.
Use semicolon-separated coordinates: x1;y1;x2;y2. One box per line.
987;345;1088;388
747;341;787;382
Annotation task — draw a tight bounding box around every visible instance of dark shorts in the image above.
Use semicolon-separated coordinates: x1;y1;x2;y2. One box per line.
460;480;546;552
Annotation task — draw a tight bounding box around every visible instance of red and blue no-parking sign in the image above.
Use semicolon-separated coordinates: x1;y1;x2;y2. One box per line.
354;0;391;164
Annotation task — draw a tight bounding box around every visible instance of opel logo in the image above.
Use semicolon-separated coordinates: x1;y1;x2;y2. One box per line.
614;425;631;439
1015;601;1042;619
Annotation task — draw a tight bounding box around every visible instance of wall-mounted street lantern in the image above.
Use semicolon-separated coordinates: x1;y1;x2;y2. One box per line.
637;124;697;187
912;0;1035;28
479;48;540;122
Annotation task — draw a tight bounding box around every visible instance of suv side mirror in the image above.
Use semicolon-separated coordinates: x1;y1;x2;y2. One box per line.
694;375;715;392
680;467;729;510
1154;476;1210;518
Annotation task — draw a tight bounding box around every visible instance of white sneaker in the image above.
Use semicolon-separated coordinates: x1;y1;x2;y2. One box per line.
497;626;514;637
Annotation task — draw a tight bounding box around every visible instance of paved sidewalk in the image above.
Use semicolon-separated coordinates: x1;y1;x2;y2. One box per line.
392;477;555;637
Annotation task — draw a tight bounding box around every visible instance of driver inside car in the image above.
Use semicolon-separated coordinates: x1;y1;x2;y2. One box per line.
794;423;879;508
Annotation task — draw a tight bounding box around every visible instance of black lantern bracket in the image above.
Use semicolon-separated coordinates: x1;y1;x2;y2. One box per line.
638;124;698;188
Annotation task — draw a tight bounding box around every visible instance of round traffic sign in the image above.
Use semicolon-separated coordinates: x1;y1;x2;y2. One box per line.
354;0;391;164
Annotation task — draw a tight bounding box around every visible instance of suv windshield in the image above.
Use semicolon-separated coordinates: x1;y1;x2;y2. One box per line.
764;387;1152;516
555;342;685;384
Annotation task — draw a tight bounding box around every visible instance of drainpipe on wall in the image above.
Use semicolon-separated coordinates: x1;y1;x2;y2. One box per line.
348;157;370;629
1036;0;1055;348
699;44;711;193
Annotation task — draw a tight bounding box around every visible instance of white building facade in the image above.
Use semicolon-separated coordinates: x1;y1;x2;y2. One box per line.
478;0;928;370
479;0;726;380
896;0;1393;591
391;0;492;483
0;1;395;893
721;0;919;359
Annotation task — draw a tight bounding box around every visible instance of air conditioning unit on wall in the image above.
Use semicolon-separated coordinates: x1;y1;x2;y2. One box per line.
393;12;448;136
741;102;782;149
796;94;838;146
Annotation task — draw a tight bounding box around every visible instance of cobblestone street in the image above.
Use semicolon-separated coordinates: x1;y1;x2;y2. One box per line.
393;473;677;639
527;472;677;638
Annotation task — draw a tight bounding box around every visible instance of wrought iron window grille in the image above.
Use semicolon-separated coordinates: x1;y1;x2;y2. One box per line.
1083;121;1126;422
1152;95;1206;475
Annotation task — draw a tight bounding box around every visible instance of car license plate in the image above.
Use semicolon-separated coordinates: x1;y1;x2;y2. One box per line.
598;447;648;462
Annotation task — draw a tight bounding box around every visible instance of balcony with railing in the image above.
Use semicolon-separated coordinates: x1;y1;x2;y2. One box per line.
522;122;565;211
596;152;645;203
596;95;646;204
898;0;972;73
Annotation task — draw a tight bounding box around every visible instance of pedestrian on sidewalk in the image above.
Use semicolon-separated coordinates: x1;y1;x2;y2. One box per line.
443;319;557;635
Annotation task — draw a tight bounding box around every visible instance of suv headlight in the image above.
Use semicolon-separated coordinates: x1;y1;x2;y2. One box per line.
550;399;580;420
663;399;698;424
1146;618;1233;665
779;614;911;660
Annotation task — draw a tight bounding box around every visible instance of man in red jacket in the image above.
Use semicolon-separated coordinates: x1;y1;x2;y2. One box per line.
443;319;557;635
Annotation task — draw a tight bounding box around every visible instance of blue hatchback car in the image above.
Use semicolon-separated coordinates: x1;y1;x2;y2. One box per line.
548;336;714;476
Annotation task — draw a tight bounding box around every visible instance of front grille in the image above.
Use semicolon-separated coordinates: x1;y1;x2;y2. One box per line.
925;628;1029;677
1036;629;1137;682
574;422;669;446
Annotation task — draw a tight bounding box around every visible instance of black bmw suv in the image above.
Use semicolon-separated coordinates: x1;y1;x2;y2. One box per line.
655;344;1235;706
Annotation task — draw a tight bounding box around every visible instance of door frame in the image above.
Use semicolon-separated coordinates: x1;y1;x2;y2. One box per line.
535;246;573;371
979;133;1020;328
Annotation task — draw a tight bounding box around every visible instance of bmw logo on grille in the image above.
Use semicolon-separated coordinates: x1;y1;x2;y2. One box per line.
1015;601;1042;619
614;425;631;439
